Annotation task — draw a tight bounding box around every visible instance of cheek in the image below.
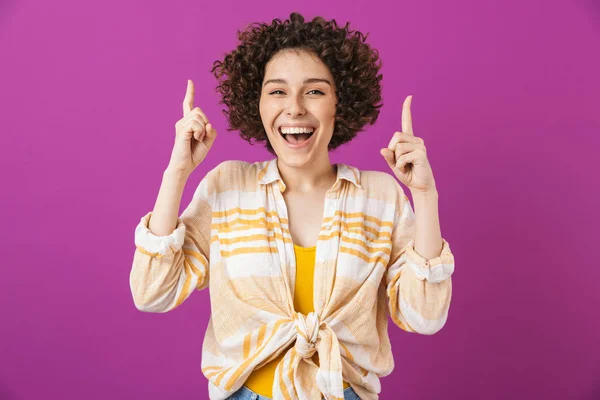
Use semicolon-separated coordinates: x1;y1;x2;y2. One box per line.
323;108;337;126
320;100;337;119
259;99;280;116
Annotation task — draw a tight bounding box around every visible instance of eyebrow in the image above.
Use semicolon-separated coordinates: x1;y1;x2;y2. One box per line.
262;78;332;87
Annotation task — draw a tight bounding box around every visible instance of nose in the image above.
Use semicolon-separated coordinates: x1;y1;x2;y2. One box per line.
285;94;306;118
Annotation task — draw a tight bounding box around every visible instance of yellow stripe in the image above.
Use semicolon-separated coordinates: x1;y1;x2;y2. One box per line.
212;212;393;243
223;318;290;389
204;361;230;380
288;348;299;398
220;246;278;258
257;165;269;182
182;251;208;290
214;208;393;230
219;224;391;245
135;245;163;259
213;206;288;223
175;259;193;307
294;326;309;343
213;218;282;232
243;332;252;358
213;206;281;218
205;370;221;378
217;218;392;242
338;342;354;363
219;235;392;260
182;249;208;268
256;325;266;348
340;246;388;267
203;367;223;379
341;236;392;256
213;368;230;386
220;223;392;252
387;271;414;332
218;232;283;245
277;349;292;400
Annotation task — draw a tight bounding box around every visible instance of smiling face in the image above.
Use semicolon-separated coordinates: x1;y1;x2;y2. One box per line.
259;49;337;166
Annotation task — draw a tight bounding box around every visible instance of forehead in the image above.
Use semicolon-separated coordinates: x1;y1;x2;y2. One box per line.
264;49;332;80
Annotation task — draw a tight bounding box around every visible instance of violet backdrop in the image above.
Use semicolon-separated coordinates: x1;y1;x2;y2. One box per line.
1;0;598;399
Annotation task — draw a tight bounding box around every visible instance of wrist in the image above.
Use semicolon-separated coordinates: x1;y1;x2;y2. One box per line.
411;188;439;201
163;167;191;182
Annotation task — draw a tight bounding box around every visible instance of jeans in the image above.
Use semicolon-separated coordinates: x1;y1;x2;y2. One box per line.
226;384;361;400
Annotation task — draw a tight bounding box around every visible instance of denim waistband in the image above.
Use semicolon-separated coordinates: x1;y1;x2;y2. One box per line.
229;384;359;400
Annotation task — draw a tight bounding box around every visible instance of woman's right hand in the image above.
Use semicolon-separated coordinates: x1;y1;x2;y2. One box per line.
167;79;218;176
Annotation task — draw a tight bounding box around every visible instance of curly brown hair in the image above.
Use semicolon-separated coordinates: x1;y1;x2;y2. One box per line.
210;12;384;155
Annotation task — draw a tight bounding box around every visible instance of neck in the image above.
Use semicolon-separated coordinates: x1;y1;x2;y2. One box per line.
276;157;337;193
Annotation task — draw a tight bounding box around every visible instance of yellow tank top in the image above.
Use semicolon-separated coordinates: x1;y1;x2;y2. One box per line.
243;243;350;397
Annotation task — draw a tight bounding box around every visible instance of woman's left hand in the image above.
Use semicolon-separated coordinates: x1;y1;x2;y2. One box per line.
380;95;437;194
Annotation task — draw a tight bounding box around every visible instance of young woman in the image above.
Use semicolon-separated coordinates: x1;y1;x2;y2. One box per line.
130;12;455;400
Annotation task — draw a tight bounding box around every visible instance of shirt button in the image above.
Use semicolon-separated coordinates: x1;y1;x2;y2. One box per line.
318;257;326;263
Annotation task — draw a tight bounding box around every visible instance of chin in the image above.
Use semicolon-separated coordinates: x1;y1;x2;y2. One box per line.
278;153;310;164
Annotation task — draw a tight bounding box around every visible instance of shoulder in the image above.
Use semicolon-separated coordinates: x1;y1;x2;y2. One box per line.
353;166;406;198
204;159;265;191
350;166;410;220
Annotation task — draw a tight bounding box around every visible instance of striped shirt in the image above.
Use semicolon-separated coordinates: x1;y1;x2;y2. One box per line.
129;158;455;400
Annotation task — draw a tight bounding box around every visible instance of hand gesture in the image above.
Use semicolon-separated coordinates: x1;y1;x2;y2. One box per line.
167;80;218;175
380;95;437;193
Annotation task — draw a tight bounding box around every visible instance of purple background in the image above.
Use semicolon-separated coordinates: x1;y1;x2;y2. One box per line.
1;0;599;399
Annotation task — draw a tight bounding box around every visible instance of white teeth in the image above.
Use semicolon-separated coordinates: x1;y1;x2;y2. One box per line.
279;127;315;134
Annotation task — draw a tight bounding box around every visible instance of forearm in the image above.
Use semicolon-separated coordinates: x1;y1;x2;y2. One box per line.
411;189;443;260
148;168;191;236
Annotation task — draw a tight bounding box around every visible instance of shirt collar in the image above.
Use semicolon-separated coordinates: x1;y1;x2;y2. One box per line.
258;157;361;192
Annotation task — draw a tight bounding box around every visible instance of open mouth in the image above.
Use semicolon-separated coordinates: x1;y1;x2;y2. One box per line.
278;127;316;144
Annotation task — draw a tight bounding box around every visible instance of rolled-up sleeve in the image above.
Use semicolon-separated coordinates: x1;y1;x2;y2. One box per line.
129;172;213;313
385;187;455;335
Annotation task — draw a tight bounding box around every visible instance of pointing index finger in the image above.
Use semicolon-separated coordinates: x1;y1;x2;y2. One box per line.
183;79;194;116
402;95;413;135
